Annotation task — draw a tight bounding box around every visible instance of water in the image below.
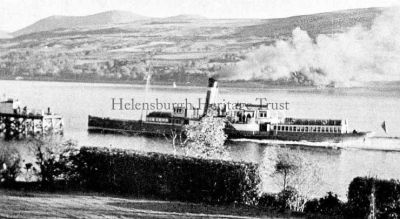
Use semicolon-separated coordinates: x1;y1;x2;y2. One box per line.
1;79;400;199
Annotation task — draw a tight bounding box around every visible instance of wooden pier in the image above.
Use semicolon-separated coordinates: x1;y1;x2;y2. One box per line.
0;97;64;141
0;112;63;140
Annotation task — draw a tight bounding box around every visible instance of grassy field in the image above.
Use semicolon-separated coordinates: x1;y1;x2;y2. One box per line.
0;189;293;219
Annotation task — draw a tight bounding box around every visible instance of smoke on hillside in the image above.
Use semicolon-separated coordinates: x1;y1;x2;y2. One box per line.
216;7;400;87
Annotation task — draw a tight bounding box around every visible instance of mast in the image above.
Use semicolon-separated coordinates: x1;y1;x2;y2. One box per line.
140;53;153;121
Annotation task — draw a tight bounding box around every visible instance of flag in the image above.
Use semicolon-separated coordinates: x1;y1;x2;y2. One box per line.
381;121;387;133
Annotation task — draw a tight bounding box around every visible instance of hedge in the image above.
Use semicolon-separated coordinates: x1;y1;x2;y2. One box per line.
73;147;260;205
347;177;400;218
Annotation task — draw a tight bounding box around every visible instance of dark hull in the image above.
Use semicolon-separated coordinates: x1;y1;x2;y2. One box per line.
88;116;184;136
88;116;368;143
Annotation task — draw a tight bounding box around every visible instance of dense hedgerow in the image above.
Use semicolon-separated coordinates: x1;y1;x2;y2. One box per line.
6;142;400;218
74;147;260;205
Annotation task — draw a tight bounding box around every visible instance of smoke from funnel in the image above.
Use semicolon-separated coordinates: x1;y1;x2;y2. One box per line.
216;7;400;87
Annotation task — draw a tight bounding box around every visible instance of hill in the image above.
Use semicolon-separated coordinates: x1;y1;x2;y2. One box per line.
12;7;382;39
0;7;391;86
13;10;148;36
234;7;383;38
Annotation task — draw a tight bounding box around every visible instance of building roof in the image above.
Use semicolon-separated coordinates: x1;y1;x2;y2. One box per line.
0;99;13;103
147;112;172;118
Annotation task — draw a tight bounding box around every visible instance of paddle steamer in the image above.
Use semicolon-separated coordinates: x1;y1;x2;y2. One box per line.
88;78;369;143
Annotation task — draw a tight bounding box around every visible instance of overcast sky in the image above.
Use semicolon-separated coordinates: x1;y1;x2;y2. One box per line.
0;0;399;32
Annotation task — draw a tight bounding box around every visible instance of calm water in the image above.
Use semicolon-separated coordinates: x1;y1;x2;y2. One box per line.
1;79;400;199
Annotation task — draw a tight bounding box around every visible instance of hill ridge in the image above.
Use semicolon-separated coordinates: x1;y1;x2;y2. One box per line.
13;10;148;36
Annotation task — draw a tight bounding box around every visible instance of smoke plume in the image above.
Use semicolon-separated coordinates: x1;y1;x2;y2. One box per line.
217;7;400;87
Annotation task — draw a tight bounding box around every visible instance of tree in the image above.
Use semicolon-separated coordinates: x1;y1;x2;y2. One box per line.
274;151;300;191
176;109;229;159
119;66;131;79
29;138;79;188
163;129;185;156
288;155;323;211
259;147;323;212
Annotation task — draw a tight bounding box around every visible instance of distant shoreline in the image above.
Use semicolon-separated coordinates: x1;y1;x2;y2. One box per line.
0;76;315;89
0;76;398;90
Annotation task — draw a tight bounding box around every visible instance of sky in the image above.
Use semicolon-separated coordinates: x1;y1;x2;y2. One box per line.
0;0;399;32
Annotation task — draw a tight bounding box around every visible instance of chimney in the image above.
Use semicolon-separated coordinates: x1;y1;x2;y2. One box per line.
203;78;218;116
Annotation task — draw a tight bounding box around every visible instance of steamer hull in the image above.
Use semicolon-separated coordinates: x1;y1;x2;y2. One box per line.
88;116;368;143
88;115;184;136
225;128;368;143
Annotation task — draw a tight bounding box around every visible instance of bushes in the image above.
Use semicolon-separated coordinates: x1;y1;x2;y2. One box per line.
258;188;302;212
304;192;344;216
347;177;400;218
302;177;400;218
0;146;21;185
258;193;280;209
75;147;260;205
289;177;400;218
5;140;400;218
29;139;80;188
318;192;344;215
